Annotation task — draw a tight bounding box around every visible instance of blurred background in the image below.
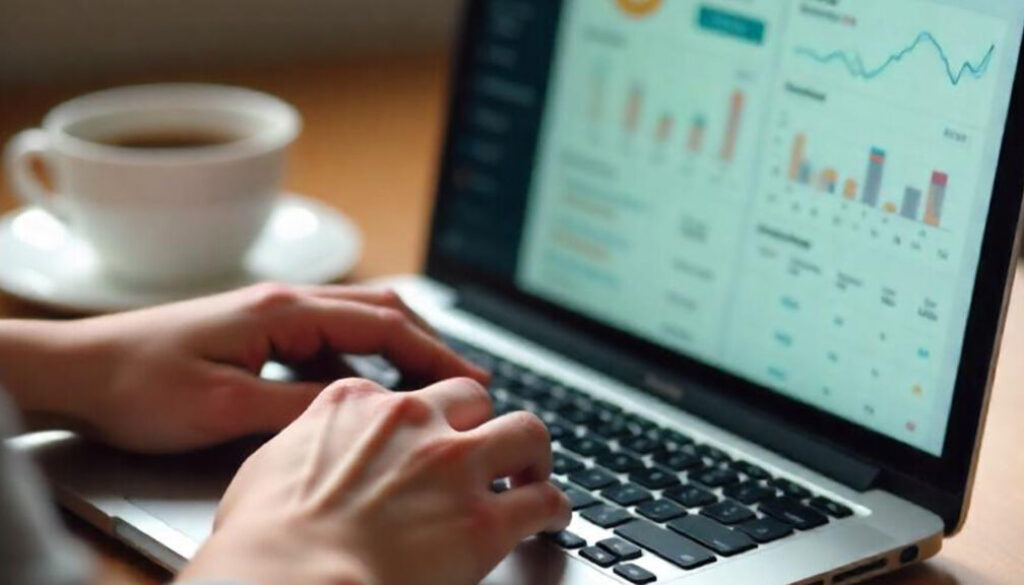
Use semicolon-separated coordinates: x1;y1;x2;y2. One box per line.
0;0;465;310
0;0;458;83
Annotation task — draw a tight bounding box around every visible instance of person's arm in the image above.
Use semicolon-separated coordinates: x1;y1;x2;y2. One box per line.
0;319;99;432
0;283;487;452
0;283;568;585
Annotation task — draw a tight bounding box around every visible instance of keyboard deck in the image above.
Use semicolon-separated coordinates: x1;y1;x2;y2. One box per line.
444;335;856;583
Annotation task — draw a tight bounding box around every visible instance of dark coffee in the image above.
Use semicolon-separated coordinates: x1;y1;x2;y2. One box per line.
98;130;242;149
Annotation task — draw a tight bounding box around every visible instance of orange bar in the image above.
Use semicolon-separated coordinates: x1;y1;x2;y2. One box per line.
624;85;643;135
655;113;674;144
720;90;745;162
789;133;806;181
843;178;858;200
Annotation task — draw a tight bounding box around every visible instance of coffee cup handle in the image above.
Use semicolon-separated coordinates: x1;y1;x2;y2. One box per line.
3;129;67;220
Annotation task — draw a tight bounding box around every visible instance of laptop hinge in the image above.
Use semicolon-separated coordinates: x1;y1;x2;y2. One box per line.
456;286;881;492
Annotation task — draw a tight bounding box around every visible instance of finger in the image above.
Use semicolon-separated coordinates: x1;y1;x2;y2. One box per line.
301;285;439;338
493;481;572;540
416;377;493;431
211;367;326;434
466;411;552;484
298;297;488;383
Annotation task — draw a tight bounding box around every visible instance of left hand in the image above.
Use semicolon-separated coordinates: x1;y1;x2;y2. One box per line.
0;283;487;453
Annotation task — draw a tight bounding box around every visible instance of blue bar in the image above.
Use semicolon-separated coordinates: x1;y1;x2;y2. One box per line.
698;6;766;45
863;147;885;207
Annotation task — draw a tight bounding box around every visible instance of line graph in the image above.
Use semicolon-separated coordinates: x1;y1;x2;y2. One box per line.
794;31;995;86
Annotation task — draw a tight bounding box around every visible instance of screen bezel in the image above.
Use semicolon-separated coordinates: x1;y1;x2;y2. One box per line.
426;0;1024;529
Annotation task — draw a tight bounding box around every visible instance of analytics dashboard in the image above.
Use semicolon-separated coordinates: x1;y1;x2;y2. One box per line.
516;0;1024;455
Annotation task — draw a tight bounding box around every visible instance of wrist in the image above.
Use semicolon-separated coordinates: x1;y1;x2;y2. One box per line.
180;521;375;585
0;319;107;430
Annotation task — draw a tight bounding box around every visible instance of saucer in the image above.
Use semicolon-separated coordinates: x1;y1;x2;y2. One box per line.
0;193;362;313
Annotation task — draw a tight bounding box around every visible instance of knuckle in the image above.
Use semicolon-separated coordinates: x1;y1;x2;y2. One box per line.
451;376;492;405
378;287;404;307
411;433;473;467
508;411;550;446
320;377;384;405
382;392;433;425
245;282;299;314
376;307;409;331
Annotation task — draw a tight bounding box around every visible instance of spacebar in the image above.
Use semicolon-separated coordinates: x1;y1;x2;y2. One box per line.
614;520;716;570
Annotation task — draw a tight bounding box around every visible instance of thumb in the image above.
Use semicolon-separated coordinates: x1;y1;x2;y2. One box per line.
214;367;326;435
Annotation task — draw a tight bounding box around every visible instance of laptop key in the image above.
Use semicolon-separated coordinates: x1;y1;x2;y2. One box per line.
590;419;634;440
559;407;598;426
760;497;829;530
614;519;716;570
549;530;586;549
564;488;600;510
652;448;702;472
579;545;618;568
613;563;656;584
694;444;731;462
771;478;811;499
636;499;686;523
723;480;777;505
568;466;619;490
621;435;659;455
667;515;756;556
663;429;694;447
691;467;741;488
664;484;717;508
737;517;794;543
598;537;642;560
807;496;853;518
562;435;611;457
603;483;654;507
581;504;634;528
700;500;755;525
553;452;585;475
629;466;682;490
596;451;645;473
545;421;574;443
730;460;772;480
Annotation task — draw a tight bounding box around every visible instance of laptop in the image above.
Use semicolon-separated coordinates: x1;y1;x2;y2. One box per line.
15;0;1024;583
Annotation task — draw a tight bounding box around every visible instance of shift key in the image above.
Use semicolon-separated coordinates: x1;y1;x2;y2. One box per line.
614;519;716;570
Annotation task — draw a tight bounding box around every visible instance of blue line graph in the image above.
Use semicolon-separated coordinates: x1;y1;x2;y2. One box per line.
794;31;995;86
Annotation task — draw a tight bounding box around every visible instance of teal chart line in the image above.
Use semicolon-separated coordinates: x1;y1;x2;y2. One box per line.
794;31;995;86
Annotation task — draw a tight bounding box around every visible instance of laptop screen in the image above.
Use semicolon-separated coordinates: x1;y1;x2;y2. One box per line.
433;0;1024;456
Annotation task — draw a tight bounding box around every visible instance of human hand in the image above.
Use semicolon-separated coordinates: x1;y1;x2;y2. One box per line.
178;377;571;585
0;283;486;453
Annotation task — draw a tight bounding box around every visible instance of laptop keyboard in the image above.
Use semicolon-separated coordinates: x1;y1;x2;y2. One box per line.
442;335;854;582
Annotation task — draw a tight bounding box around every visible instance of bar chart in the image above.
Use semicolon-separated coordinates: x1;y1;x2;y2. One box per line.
785;132;951;229
597;80;749;165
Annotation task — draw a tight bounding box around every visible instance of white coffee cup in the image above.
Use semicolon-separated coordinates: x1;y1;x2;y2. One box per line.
3;83;301;288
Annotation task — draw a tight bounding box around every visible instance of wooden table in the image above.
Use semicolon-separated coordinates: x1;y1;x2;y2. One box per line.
1;54;1021;585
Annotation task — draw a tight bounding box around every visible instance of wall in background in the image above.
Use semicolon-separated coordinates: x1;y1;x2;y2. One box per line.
0;0;460;84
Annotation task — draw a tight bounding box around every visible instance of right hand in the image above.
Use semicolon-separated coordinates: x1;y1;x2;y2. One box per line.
177;377;572;585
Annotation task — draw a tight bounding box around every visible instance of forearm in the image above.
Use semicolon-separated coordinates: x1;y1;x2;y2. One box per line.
0;320;103;429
